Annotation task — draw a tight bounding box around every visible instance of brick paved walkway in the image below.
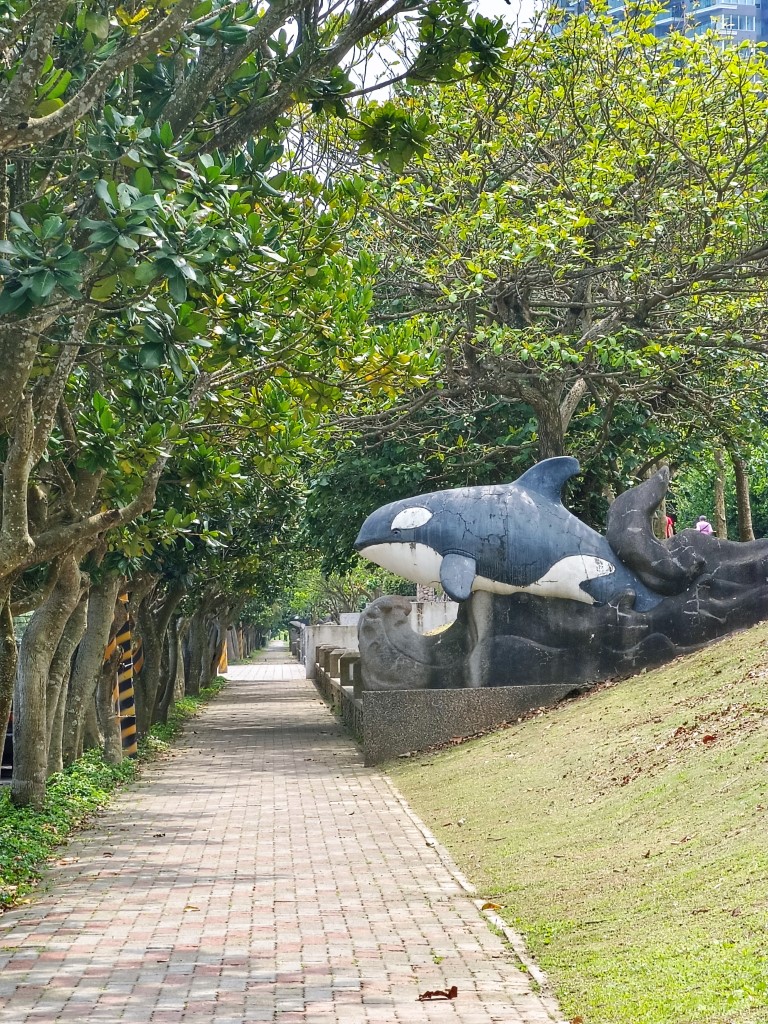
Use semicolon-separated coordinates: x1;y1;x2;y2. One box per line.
0;646;564;1024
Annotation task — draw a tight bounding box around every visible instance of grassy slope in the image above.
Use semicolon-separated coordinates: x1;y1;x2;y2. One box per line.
391;623;768;1024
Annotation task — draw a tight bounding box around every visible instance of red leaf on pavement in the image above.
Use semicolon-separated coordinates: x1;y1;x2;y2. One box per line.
702;733;717;744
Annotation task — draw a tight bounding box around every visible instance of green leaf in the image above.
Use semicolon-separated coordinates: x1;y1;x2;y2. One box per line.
0;282;29;313
41;216;63;240
219;25;249;44
168;273;187;302
85;12;111;39
94;179;116;211
86;224;120;247
133;166;154;194
256;245;287;263
134;262;157;286
119;148;142;168
56;273;83;299
167;343;184;382
9;212;32;233
388;150;405;173
90;274;119;302
35;98;64;116
39;68;72;102
29;269;57;300
137;343;165;369
159;122;174;147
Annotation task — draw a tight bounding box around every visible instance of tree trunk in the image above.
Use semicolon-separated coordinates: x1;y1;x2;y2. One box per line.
82;698;103;752
46;594;88;774
185;605;212;696
174;618;189;703
227;625;240;662
155;629;175;726
713;448;728;539
95;651;122;766
48;672;69;776
730;452;755;541
207;617;226;687
64;575;122;766
157;616;185;724
0;592;17;772
534;398;565;460
135;581;185;736
12;554;82;807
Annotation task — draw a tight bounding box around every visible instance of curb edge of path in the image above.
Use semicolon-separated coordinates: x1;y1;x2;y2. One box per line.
380;774;569;1024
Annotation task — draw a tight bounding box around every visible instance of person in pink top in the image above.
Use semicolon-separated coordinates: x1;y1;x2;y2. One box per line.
696;515;714;534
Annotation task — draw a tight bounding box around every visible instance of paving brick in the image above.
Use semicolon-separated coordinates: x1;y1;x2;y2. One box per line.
0;644;565;1024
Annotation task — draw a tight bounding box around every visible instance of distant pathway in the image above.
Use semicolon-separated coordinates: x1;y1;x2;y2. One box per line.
0;644;563;1023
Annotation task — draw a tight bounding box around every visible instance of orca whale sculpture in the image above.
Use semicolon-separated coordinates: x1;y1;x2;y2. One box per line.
355;456;666;610
353;456;768;730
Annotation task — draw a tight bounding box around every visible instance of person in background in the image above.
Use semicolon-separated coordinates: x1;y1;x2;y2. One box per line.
696;515;714;535
665;513;675;538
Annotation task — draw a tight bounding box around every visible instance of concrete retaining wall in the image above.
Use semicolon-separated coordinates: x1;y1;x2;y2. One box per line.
361;684;580;765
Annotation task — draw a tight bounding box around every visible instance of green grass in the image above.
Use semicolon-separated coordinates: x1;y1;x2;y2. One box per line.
0;677;226;910
390;625;768;1024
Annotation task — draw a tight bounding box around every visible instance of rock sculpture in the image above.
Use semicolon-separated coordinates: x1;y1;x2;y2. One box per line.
354;457;768;690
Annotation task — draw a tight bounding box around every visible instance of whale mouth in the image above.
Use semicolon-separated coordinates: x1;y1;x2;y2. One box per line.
357;542;444;587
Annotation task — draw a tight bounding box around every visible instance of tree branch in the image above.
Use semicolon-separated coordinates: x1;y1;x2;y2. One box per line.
30;308;92;465
0;0;197;150
0;395;35;569
0;0;70;120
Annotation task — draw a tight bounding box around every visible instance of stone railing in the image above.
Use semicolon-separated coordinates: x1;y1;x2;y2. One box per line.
313;643;363;743
299;621;360;680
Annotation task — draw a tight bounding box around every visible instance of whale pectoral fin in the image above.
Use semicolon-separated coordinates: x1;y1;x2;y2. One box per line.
440;553;477;601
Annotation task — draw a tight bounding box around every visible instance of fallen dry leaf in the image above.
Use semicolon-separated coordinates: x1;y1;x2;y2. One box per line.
418;986;458;1001
481;902;501;911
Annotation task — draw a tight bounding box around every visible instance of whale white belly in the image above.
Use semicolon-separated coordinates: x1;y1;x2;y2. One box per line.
474;555;615;604
358;542;444;586
358;544;615;605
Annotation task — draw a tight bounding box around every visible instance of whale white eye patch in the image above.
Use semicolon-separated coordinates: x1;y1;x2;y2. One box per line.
391;506;433;530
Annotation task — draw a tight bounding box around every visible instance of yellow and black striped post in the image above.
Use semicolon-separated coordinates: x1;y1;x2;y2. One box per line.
109;594;139;758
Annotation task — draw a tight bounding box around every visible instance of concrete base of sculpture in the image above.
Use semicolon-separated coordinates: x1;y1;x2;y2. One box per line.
362;683;581;764
359;551;768;692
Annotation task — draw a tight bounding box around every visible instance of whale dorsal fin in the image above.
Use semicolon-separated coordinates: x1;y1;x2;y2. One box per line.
514;457;580;504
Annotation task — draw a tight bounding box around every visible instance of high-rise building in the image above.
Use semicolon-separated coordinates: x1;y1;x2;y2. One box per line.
551;1;765;45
